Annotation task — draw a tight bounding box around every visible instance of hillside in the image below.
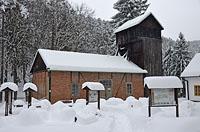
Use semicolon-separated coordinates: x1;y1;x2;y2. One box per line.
162;37;200;58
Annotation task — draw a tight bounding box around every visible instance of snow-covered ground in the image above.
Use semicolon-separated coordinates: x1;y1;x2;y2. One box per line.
0;97;200;132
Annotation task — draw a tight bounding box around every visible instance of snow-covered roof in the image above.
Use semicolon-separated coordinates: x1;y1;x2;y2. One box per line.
114;12;163;33
0;82;18;91
82;82;105;91
181;53;200;77
144;76;183;89
31;49;147;74
23;83;38;92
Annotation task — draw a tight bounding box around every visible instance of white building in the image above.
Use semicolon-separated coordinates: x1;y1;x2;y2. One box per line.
181;53;200;101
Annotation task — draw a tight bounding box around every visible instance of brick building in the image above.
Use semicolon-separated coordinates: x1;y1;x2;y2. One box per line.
30;49;147;103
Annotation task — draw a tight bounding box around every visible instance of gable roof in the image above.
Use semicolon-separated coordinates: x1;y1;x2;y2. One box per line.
114;12;164;33
181;53;200;77
30;49;147;74
144;76;183;89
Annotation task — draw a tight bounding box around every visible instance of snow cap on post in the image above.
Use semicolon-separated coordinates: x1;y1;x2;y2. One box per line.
144;76;183;89
23;83;38;92
0;82;18;92
82;82;105;91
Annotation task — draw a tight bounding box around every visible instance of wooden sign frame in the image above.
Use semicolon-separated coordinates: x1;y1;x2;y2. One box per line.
84;87;101;110
148;87;179;117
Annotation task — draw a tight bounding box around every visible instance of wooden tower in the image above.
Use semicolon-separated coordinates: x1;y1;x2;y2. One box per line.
115;12;164;76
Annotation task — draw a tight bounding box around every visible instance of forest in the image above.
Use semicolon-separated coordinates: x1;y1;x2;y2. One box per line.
0;0;199;89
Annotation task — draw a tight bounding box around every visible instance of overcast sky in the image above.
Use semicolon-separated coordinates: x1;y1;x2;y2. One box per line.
68;0;200;41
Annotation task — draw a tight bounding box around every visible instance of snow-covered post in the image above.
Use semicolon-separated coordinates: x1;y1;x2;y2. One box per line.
144;76;183;117
0;82;18;116
23;83;38;108
82;82;105;110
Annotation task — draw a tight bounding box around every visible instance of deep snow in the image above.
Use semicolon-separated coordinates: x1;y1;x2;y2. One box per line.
0;97;200;132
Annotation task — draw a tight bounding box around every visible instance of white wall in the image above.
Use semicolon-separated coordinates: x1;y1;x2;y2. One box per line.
185;77;200;101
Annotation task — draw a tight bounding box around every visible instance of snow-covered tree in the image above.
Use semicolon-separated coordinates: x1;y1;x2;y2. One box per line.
170;32;191;77
163;46;174;76
111;0;149;28
0;0;116;92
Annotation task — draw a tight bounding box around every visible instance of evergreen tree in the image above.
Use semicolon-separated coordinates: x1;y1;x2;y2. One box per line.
163;46;174;76
111;0;149;28
170;32;191;77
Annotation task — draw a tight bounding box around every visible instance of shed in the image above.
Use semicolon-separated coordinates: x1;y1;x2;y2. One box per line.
30;49;147;103
181;53;200;101
144;76;183;117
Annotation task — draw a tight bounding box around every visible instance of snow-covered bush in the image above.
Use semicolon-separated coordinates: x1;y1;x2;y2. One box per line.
106;97;124;105
125;96;142;108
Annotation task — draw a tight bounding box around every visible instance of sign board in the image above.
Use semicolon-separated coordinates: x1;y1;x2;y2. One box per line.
89;91;98;102
152;89;175;106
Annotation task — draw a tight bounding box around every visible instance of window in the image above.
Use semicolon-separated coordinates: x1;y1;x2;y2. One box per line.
194;85;200;96
126;83;133;96
100;80;112;99
71;82;79;97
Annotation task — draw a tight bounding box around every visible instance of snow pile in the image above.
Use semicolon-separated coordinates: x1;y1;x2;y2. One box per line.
102;97;128;112
76;105;99;125
50;101;75;122
17;108;49;125
125;96;142;108
179;100;194;117
31;99;51;110
13;100;26;106
106;97;124;105
0;97;200;132
73;99;87;111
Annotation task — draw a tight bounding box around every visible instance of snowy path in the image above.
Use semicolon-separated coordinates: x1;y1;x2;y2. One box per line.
0;98;200;132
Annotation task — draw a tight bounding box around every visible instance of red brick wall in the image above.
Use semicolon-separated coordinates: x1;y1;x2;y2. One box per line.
51;72;71;103
32;71;144;103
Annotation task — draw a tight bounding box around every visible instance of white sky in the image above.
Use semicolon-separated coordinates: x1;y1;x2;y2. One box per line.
68;0;200;41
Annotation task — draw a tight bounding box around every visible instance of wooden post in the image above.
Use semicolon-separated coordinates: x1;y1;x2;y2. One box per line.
28;90;32;108
5;90;9;116
97;91;100;110
9;91;12;114
148;89;152;117
86;90;89;105
174;89;179;117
